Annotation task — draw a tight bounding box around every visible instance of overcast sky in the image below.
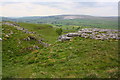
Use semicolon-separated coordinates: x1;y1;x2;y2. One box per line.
0;0;119;17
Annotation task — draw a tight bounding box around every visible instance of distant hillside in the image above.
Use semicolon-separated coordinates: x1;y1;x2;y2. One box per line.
2;15;118;29
2;15;118;22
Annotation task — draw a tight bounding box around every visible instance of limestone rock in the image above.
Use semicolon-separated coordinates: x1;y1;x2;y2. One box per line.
58;28;120;41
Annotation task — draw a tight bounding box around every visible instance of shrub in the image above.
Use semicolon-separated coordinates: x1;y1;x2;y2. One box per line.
56;28;63;35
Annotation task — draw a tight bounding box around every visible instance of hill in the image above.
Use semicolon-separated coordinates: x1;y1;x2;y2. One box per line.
2;22;119;78
2;15;118;29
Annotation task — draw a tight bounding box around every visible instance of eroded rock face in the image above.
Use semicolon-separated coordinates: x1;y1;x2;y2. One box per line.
58;28;120;41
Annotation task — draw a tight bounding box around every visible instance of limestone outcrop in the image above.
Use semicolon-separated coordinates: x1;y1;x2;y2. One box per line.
58;28;120;41
2;22;49;47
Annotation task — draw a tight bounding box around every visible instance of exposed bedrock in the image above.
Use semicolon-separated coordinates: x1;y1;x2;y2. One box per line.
58;28;120;41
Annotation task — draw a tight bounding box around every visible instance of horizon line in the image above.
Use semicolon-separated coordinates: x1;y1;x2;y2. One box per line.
0;14;118;18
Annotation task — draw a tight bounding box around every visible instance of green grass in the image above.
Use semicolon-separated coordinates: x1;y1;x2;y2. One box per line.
0;24;2;79
17;23;58;44
3;15;118;29
0;41;2;79
2;24;45;78
2;22;119;78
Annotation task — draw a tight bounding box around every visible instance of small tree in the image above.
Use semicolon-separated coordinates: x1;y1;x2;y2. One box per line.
56;28;63;35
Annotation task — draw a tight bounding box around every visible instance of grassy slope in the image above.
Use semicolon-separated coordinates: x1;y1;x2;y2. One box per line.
32;38;118;78
2;24;44;78
0;41;1;79
17;23;58;44
2;22;119;78
0;23;2;79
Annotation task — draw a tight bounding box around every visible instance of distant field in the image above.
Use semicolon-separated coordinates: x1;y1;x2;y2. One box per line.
2;15;118;29
53;19;118;29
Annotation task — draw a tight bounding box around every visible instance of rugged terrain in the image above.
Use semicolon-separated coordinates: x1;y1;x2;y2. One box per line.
59;28;120;41
2;21;119;78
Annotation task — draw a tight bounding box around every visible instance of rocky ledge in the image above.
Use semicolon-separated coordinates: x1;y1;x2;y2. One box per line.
58;28;120;41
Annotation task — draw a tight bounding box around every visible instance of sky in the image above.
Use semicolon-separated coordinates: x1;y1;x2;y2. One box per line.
0;0;119;17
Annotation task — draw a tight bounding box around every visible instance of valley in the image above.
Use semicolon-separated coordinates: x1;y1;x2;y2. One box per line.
1;15;119;78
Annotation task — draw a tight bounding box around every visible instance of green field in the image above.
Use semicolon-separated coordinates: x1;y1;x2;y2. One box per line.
2;21;119;78
2;15;118;29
